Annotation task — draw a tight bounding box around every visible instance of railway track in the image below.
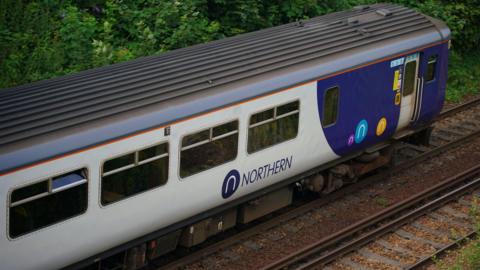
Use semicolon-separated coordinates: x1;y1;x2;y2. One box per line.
261;165;480;270
152;97;480;270
437;96;480;120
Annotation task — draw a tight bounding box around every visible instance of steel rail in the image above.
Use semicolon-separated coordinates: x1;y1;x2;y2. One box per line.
438;96;480;119
261;164;480;270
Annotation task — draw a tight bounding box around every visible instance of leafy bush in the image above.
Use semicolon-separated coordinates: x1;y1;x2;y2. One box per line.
446;51;480;102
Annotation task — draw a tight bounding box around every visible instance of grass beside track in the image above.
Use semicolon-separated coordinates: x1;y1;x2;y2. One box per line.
434;233;480;270
435;198;480;269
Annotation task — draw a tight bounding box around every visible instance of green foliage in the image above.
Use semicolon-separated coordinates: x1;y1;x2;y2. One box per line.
436;241;480;270
445;51;480;102
59;6;97;71
0;1;65;87
1;0;480;98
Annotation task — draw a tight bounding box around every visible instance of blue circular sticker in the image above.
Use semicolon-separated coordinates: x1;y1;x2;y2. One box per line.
222;169;240;199
355;119;368;144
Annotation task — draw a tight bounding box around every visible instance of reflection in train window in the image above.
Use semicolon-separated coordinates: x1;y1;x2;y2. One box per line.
180;120;238;178
248;101;299;153
101;143;169;205
9;169;88;238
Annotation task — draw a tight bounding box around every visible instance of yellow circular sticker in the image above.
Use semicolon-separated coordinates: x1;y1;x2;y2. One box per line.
376;117;387;136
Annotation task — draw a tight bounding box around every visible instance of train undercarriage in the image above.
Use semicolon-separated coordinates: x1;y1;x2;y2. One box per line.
82;126;432;270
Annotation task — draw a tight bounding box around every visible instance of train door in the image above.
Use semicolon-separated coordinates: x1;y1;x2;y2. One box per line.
397;53;421;130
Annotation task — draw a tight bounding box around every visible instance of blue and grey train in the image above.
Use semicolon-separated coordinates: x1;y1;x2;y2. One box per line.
0;4;449;270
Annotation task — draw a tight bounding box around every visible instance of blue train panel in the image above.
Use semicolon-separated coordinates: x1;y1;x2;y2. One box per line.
317;43;447;156
413;43;449;127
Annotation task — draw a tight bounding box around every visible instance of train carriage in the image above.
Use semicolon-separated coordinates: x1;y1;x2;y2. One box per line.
0;4;449;269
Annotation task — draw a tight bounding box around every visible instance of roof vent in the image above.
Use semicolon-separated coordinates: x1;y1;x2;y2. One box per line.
356;28;371;36
347;17;359;24
295;20;305;27
376;8;392;17
353;5;370;11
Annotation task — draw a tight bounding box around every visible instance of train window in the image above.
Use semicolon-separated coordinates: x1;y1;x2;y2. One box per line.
139;143;168;161
250;108;274;125
10;181;49;203
103;153;135;173
425;55;437;82
9;169;88;238
101;143;169;205
322;87;339;127
180;120;239;178
248;101;299;153
403;61;417;96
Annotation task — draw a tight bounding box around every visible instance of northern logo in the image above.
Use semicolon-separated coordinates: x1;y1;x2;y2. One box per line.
221;156;293;199
222;169;240;199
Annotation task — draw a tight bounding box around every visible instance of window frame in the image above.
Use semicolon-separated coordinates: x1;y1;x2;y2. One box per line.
99;141;170;207
178;119;239;179
425;54;438;83
7;167;89;239
246;99;301;155
322;86;340;128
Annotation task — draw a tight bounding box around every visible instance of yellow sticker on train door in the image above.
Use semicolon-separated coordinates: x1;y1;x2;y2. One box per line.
393;70;400;90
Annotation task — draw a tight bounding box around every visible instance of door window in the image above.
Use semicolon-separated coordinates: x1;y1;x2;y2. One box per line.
403;61;417;96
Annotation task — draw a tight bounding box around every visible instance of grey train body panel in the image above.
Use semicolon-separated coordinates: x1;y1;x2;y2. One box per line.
0;3;450;175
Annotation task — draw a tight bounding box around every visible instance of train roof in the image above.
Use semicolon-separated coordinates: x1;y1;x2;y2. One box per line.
0;3;450;175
